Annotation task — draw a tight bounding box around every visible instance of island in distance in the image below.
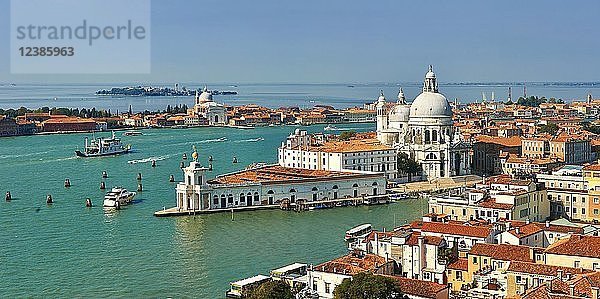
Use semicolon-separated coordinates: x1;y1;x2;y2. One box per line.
96;85;237;97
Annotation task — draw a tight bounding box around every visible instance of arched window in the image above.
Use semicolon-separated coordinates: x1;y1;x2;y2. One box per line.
289;189;296;203
425;130;431;144
432;130;437;142
227;194;233;203
352;183;359;188
372;182;378;186
240;193;245;204
213;195;219;205
312;187;318;191
253;192;259;203
332;185;339;199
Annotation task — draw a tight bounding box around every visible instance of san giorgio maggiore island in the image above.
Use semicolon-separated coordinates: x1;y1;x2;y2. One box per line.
4;66;600;299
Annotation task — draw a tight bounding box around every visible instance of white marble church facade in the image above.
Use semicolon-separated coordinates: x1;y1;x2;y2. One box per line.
376;66;471;180
192;86;226;126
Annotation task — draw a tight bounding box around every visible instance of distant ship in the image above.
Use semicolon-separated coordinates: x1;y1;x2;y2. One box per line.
75;131;131;157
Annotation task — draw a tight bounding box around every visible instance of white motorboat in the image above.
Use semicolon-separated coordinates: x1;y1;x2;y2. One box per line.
103;187;136;209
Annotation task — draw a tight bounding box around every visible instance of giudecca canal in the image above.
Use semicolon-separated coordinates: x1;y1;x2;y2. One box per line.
0;123;426;298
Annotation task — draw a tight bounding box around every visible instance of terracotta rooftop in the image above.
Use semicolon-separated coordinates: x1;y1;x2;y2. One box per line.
583;163;600;171
420;222;491;239
306;138;392;153
486;175;533;186
545;235;600;259
475;135;522;147
404;232;444;247
447;258;468;271
469;243;533;262
208;165;381;185
478;198;514;210
43;117;96;124
314;253;387;275
507;261;591;277
388;276;449;299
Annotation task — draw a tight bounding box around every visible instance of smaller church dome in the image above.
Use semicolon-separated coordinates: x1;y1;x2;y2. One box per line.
199;86;213;102
389;104;410;123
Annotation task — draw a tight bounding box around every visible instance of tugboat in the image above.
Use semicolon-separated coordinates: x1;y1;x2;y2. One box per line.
75;131;131;157
103;187;136;209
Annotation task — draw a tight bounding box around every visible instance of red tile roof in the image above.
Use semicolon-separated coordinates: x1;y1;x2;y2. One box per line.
507;261;591;277
314;253;387;275
388;276;449;299
420;222;491;239
469;243;533;262
478;198;514;210
447;258;468;271
545;235;600;259
208;165;381;185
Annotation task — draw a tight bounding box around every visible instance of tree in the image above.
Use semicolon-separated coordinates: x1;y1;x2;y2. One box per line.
538;123;559;135
248;280;293;299
333;272;404;299
397;152;422;182
339;130;357;141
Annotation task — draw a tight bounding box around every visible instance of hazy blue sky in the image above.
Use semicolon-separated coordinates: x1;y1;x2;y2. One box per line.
0;0;598;84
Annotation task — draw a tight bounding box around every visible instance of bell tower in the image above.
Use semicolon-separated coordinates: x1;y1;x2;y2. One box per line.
376;90;388;133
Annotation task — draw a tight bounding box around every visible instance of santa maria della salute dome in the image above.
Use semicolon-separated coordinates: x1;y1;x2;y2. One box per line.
376;65;471;179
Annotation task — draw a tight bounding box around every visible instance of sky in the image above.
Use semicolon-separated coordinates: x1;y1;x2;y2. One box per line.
0;0;598;84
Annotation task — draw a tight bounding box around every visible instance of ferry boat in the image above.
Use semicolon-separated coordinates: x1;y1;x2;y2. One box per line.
344;223;372;242
122;131;143;136
75;131;131;157
103;187;136;209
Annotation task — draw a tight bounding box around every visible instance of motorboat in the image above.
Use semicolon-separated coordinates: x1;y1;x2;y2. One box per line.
122;131;143;136
103;187;136;209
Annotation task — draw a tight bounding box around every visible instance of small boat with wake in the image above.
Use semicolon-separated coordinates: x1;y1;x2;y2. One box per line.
122;131;143;136
103;187;136;209
324;125;338;131
75;131;131;157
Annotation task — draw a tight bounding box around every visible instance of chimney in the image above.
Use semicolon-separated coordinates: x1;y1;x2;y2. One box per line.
592;287;599;299
516;227;520;235
569;284;575;296
557;269;563;280
545;221;550;228
526;219;530;225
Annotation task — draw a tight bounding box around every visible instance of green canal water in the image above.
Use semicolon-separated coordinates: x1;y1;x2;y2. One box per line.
0;123;426;298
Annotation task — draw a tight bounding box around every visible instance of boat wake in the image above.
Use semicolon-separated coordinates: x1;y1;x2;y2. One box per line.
170;137;228;147
234;137;265;143
127;154;174;164
0;151;50;160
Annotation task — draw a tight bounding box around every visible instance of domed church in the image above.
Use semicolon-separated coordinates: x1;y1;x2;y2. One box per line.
376;65;471;180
